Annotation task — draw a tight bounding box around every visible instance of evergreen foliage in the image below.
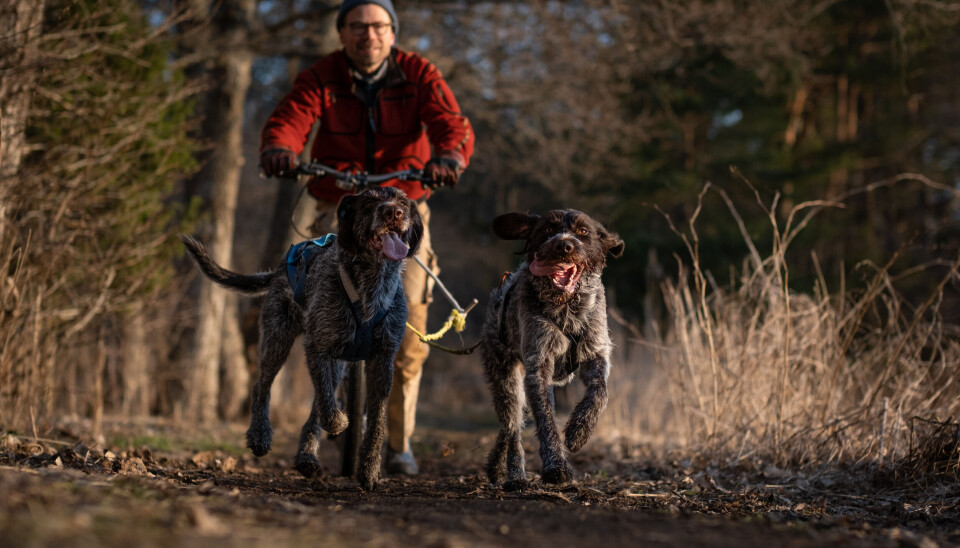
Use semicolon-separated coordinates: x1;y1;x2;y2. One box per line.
597;2;960;312
0;0;200;427
23;0;200;308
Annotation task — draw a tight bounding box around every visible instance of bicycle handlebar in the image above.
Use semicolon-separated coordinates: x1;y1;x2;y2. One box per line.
279;162;440;191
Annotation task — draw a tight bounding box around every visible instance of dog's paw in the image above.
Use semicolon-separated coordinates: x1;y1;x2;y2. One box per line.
294;454;323;478
357;471;379;491
321;409;349;437
486;467;505;485
564;426;589;454
485;452;507;484
502;479;529;492
246;424;273;457
541;463;573;485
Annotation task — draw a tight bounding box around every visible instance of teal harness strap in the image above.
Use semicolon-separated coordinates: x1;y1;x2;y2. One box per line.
285;234;337;307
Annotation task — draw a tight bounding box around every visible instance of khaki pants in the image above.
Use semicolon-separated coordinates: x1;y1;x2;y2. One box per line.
301;197;435;454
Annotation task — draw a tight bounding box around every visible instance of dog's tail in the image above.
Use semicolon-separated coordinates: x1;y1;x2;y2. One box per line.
180;234;275;296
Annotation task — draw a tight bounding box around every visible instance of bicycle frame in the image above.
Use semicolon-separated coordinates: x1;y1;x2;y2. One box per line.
339;362;365;477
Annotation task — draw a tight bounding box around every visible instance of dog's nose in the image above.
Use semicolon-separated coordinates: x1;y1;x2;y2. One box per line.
383;205;403;221
555;239;574;254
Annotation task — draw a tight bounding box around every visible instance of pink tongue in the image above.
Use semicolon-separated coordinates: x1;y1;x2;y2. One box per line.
529;258;571;277
381;232;409;261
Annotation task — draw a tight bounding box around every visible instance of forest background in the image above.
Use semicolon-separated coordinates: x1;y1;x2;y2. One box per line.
2;0;960;470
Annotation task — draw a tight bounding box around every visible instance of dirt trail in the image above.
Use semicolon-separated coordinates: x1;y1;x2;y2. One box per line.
1;417;956;547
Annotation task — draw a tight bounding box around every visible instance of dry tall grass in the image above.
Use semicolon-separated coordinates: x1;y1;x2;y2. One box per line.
600;181;960;468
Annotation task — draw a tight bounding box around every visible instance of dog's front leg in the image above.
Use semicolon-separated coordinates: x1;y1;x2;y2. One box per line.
523;353;574;485
483;357;527;489
564;356;610;453
294;351;346;478
356;355;393;491
308;347;350;436
294;399;325;478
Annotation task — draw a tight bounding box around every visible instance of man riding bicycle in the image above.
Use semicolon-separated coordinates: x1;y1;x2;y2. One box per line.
259;0;474;475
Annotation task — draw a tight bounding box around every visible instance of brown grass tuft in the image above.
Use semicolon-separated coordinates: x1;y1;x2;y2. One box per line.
899;417;960;482
600;178;960;470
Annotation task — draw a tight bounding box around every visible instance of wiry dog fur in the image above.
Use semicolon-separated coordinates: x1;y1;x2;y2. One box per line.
180;187;423;491
480;209;624;490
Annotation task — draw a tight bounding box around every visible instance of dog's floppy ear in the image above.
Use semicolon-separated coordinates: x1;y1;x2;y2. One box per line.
492;212;539;240
336;194;360;255
405;198;424;257
602;230;625;258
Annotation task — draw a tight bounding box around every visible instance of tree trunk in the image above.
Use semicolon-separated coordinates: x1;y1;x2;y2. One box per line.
219;294;250;420
0;0;45;243
186;0;255;424
246;11;333;408
122;310;150;417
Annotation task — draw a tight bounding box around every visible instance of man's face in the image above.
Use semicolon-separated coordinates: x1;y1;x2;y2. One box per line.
339;4;395;74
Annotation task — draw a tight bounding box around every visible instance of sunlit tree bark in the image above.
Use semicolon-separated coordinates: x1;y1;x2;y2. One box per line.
183;0;255;423
0;0;44;243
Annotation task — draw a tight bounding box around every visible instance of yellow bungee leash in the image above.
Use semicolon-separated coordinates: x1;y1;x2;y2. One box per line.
405;256;480;354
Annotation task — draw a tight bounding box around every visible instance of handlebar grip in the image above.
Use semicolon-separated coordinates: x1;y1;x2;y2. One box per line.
258;162;303;180
419;176;444;189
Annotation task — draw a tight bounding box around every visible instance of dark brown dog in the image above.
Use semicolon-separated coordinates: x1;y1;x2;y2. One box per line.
181;187;422;490
480;209;624;489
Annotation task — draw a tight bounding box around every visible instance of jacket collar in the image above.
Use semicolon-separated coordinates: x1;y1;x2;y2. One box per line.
382;49;408;87
341;48;408;90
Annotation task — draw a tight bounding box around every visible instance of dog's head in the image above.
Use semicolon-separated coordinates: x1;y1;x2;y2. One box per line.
336;187;423;261
493;209;624;294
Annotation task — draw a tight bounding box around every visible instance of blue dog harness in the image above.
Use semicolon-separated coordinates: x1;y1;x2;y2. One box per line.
285;233;337;306
284;234;396;362
336;265;395;361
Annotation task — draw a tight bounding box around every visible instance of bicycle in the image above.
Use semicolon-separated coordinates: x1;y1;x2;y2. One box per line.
275;162;476;477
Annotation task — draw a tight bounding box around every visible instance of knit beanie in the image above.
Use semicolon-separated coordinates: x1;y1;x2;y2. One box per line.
336;0;399;35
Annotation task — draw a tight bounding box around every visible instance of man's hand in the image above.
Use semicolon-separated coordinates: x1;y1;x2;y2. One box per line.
260;148;298;178
423;151;465;188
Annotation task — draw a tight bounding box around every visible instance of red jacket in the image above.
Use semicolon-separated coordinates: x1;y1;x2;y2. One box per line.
261;48;474;203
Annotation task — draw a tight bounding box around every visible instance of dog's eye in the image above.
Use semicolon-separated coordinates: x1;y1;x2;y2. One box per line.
576;227;589;236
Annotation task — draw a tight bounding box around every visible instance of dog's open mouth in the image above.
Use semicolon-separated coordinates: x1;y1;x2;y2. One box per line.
372;231;409;261
529;258;582;293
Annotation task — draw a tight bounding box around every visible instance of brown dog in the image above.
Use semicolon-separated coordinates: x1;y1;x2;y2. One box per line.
480;209;624;489
181;187;422;490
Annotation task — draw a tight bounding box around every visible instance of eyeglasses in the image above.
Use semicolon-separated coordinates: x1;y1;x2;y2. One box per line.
347;22;393;36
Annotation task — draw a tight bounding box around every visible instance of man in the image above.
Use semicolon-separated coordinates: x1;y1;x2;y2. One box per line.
259;0;474;475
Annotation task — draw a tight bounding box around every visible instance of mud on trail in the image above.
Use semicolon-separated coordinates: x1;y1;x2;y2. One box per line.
1;416;958;548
